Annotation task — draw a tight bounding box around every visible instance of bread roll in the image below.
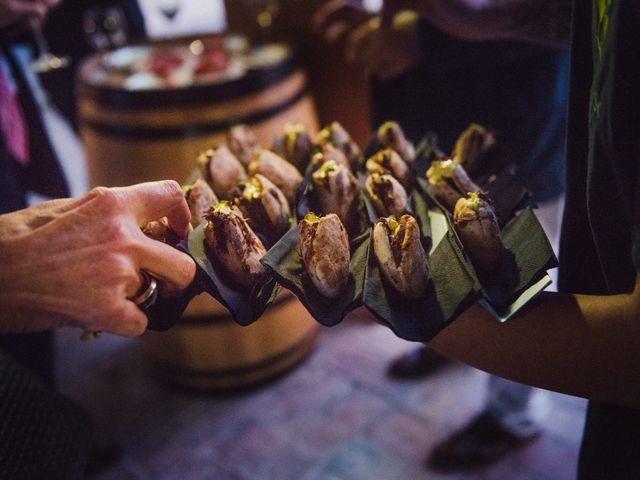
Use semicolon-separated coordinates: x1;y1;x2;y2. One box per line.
366;148;412;191
184;178;218;228
233;174;291;245
377;121;415;163
298;212;350;298
204;201;267;288
373;215;429;299
453;192;504;278
426;159;481;211
248;149;303;205
312;160;360;229
226;124;258;168
365;173;408;218
198;145;247;200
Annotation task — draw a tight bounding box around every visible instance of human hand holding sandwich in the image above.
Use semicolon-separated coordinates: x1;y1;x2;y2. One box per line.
0;181;196;336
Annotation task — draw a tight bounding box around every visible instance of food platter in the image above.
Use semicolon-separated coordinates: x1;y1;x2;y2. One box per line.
143;120;558;341
82;35;290;91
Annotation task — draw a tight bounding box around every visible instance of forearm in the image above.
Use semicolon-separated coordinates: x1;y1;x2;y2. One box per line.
429;283;640;408
386;0;573;46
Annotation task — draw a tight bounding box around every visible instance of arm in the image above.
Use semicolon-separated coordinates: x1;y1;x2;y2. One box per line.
0;0;57;30
429;275;640;409
381;0;573;46
0;181;196;336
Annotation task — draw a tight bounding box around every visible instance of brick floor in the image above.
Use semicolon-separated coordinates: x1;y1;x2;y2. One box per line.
55;314;587;480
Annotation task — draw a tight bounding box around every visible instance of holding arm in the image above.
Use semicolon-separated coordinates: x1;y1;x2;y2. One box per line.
0;181;196;336
428;278;640;409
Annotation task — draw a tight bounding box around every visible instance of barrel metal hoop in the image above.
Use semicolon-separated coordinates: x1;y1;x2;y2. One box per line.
145;327;318;380
81;60;298;109
81;86;309;140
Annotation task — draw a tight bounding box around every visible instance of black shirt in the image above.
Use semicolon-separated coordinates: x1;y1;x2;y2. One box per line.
560;1;640;477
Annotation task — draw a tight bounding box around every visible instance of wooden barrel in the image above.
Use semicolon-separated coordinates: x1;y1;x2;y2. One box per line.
136;291;319;391
77;40;321;390
77;42;320;187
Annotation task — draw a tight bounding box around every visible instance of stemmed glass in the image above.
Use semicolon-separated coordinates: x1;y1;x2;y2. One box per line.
30;17;70;73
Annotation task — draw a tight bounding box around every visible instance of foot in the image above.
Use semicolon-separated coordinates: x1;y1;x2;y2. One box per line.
427;412;540;472
387;346;450;379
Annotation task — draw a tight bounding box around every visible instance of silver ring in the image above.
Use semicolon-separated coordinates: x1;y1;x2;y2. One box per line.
129;271;158;310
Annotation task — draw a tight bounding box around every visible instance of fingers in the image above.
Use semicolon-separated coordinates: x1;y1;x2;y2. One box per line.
135;235;196;291
112;181;192;238
312;0;371;41
107;301;148;336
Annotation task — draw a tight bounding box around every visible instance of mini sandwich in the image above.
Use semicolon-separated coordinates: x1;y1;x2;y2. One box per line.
184;178;218;228
365;172;408;218
198;144;247;200
248;149;303;205
310;142;351;172
278;122;313;172
233;174;291;246
227;124;258;168
204;201;267;288
365;148;413;191
373;215;429;299
142;217;179;245
426;158;481;211
298;212;350;298
314;121;362;170
453;192;504;278
451;123;496;177
311;160;360;229
377;121;415;163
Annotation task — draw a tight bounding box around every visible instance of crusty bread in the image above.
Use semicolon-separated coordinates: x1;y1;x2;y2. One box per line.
366;173;408;218
248;149;302;205
198;144;247;200
204;203;267;288
185;178;218;228
373;215;429;299
453;193;504;278
377;121;415;163
312;160;360;229
234;174;290;245
298;213;350;298
226;124;258;168
365;148;412;191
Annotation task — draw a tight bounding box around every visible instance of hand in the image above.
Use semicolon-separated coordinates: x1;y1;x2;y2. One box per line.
313;1;421;81
346;11;421;81
0;181;196;336
312;0;371;42
0;0;59;31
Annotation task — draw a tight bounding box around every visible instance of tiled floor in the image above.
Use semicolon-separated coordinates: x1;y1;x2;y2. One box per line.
55;311;586;480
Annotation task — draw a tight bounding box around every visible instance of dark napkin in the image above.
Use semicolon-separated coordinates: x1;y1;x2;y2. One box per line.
363;214;479;342
145;263;209;331
471;207;558;313
261;226;369;326
182;223;282;326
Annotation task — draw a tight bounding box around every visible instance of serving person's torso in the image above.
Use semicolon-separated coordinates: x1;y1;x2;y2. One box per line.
560;0;640;295
560;1;640;478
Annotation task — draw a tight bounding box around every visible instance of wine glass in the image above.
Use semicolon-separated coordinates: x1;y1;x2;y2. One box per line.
83;6;129;53
30;17;70;73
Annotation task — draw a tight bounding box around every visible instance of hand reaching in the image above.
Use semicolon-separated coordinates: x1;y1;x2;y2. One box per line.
0;181;196;336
